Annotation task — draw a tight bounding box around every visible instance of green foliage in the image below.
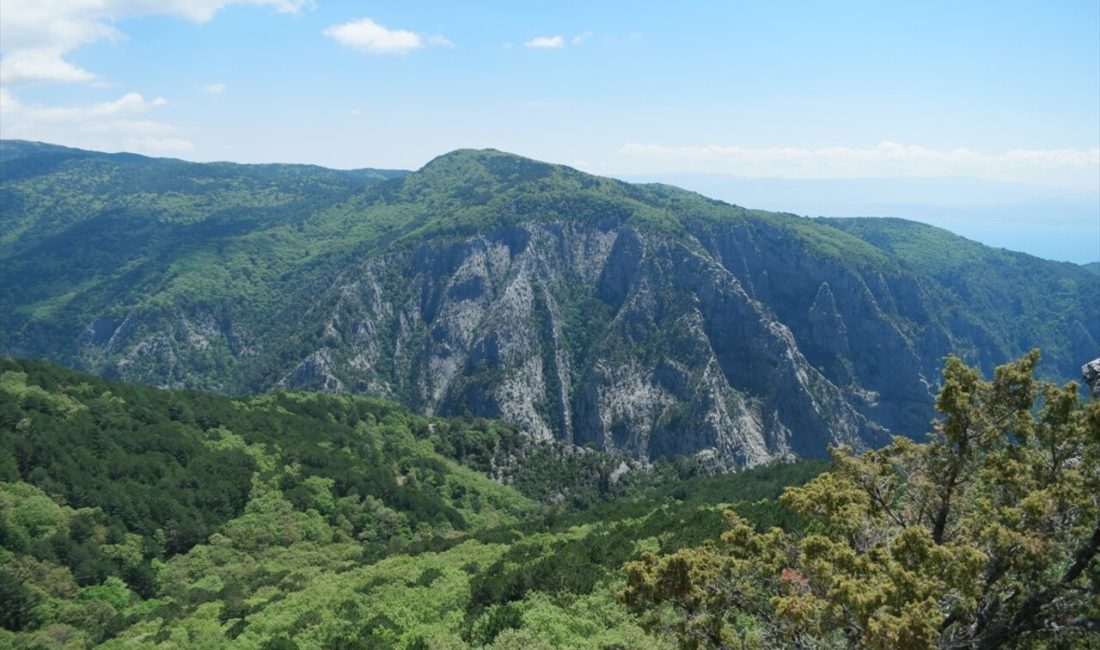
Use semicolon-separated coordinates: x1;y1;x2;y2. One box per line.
623;352;1100;649
77;576;131;611
3;142;1096;649
1;359;538;545
0;359;827;648
0;141;407;391
1;362;257;559
0;570;39;631
466;603;524;646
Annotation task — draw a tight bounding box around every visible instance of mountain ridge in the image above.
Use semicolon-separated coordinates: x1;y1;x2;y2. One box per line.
2;140;1097;469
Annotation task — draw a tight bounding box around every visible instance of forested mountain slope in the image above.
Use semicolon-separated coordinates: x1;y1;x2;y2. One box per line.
2;141;1097;468
0;359;823;649
2;355;1094;649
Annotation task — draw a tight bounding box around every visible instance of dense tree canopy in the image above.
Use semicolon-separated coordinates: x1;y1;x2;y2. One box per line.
4;354;1095;648
0;358;823;648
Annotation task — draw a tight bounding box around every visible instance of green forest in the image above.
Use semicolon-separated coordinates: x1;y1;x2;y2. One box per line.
1;353;1097;648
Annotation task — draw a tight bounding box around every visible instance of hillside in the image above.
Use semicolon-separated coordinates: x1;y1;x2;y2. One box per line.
2;142;1098;469
0;359;823;648
2;355;1094;649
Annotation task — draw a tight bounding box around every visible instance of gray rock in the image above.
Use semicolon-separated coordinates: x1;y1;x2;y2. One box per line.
71;216;1090;469
1083;358;1100;398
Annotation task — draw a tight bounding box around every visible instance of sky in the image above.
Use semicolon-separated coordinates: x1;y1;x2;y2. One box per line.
1;1;1098;261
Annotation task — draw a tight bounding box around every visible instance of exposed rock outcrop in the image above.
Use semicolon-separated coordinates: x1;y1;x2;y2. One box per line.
1084;358;1100;399
231;220;938;467
69;212;1096;468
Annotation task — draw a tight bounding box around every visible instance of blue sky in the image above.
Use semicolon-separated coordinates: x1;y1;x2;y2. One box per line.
1;1;1098;260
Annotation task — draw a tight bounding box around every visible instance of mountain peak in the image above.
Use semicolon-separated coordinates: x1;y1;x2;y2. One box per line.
398;148;564;205
422;147;536;165
416;148;557;183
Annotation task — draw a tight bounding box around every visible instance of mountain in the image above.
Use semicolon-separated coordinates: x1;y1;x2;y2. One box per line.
2;141;1097;469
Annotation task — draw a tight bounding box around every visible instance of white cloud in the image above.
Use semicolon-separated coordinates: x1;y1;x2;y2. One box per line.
0;0;310;85
7;92;166;122
0;49;99;85
0;1;307;155
0;90;193;154
572;32;593;45
202;82;227;95
324;18;449;55
618;141;1100;189
525;35;564;49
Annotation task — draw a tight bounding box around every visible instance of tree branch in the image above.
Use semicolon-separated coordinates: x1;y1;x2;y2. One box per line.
977;516;1100;649
931;435;969;544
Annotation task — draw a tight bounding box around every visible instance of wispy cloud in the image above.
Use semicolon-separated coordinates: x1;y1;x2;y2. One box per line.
572;32;593;45
0;1;308;157
618;141;1100;189
0;90;193;154
324;18;450;54
525;35;564;49
0;50;98;85
0;0;309;86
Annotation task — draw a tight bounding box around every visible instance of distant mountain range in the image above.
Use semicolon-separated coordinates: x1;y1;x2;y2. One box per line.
2;140;1097;468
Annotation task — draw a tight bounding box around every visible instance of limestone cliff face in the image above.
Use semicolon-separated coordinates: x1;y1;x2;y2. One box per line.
70;208;1095;469
223;217;953;469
